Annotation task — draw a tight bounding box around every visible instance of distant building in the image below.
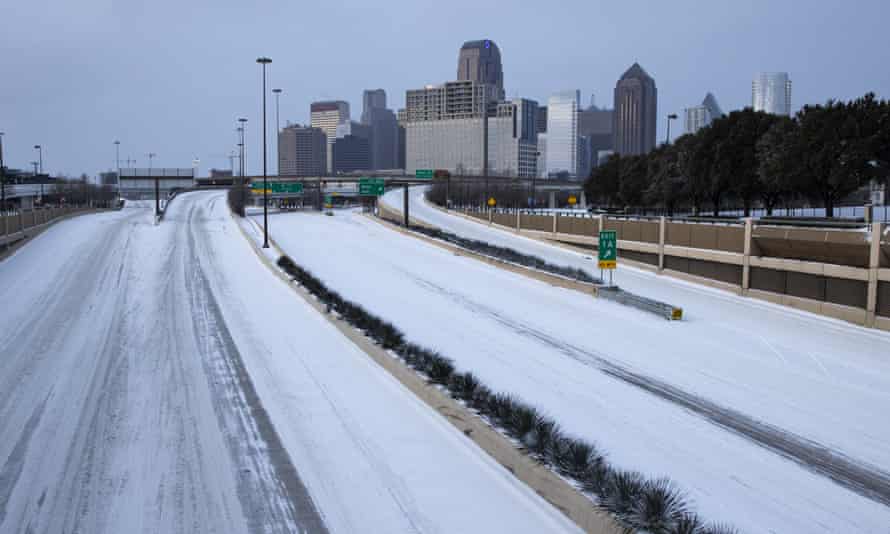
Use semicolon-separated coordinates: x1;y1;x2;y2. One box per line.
536;106;548;134
278;124;327;177
361;89;387;124
361;89;399;170
684;93;724;135
753;72;792;116
209;168;233;178
310;100;350;173
332;135;371;174
404;80;537;177
537;134;547;178
545;90;580;178
613;63;657;155
457;39;505;100
578;104;613;168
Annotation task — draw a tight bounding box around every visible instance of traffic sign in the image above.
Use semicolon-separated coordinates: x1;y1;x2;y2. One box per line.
487;197;496;207
598;230;617;269
415;169;434;179
359;177;385;196
251;181;303;194
568;195;577;206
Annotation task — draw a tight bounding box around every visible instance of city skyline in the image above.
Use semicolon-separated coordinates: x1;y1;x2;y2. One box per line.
2;0;888;176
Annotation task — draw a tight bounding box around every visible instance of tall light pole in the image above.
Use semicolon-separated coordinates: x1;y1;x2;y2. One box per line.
256;56;272;248
147;152;158;217
238;117;248;216
114;140;120;172
666;113;678;145
0;132;5;212
34;145;43;174
273;88;282;176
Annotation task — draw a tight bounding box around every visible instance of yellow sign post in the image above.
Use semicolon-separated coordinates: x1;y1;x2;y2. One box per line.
487;197;496;207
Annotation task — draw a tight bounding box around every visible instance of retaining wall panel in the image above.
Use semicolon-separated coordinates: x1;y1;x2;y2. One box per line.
622;249;659;266
824;277;868;309
666;222;691;247
690;225;719;250
785;271;826;301
750;267;786;294
639;222;659;244
716;226;746;253
877;281;890;318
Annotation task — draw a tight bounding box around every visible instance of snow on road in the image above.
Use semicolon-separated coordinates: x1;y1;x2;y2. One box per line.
385;188;890;470
0;191;578;534
265;203;890;533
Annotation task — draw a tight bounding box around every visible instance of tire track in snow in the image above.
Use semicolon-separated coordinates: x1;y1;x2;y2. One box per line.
184;198;329;534
406;273;890;508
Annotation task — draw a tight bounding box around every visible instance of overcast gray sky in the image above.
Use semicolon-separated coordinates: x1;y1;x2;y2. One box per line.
2;0;888;177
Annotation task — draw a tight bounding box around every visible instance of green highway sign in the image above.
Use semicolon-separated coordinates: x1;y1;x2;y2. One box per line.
415;169;434;179
358;177;385;196
251;182;303;194
598;230;617;269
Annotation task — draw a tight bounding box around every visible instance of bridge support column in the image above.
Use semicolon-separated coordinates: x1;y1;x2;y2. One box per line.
403;184;409;227
548;191;556;209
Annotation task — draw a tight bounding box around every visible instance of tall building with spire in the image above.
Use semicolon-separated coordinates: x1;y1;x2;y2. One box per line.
612;63;657;155
684;93;724;135
457;39;505;100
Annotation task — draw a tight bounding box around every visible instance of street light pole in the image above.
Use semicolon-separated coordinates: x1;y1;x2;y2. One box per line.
114;140;120;172
34;145;43;174
148;152;158;217
256;56;272;248
665;113;678;145
273;88;282;176
238;117;248;216
0;132;5;213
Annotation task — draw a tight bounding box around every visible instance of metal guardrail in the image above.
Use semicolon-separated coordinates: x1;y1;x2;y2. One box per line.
595;286;683;321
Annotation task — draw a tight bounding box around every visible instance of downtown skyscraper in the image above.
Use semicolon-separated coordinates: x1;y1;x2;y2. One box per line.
457;39;505;100
613;63;657;156
752;72;792;116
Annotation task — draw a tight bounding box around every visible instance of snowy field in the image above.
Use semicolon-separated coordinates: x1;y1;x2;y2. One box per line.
0;191;577;533
262;195;890;533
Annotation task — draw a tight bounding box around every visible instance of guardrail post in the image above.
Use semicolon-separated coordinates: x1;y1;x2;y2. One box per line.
488;208;492;225
516;209;520;232
866;221;882;327
20;210;25;236
658;216;666;271
741;217;753;294
552;212;557;233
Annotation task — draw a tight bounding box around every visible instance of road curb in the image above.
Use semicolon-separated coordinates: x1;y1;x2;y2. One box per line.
232;211;623;534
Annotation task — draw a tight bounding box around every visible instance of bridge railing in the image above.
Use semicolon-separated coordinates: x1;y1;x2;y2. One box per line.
1;205;96;247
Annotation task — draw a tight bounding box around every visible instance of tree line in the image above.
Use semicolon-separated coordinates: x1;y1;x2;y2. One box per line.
585;93;890;217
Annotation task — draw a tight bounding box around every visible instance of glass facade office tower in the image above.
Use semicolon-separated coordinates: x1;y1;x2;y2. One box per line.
361;89;399;170
752;73;792;116
310;100;350;173
361;89;386;124
684;92;724;135
457;40;505;100
545;90;580;178
613;63;657;156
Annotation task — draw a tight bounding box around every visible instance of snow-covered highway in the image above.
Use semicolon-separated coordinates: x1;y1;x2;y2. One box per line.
265;196;890;533
0;191;579;534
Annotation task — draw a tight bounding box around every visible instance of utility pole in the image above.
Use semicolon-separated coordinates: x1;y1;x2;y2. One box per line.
256;57;272;248
273;88;282;176
148;152;158;218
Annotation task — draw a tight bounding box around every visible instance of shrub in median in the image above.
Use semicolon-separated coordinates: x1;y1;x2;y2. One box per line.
275;253;738;534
